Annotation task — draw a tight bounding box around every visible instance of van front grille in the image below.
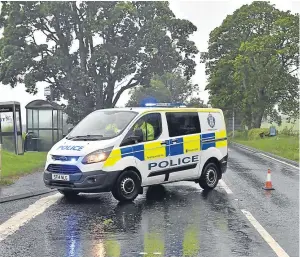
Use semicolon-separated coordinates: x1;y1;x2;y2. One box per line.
47;164;81;174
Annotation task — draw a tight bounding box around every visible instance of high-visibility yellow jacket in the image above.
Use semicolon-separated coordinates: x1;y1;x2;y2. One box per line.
105;124;119;134
135;122;154;141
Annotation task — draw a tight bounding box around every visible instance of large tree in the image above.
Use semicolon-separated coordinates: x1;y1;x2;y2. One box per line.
201;2;299;128
0;1;198;124
126;71;200;106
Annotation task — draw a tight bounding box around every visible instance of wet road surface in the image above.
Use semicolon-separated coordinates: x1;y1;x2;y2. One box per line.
0;145;298;257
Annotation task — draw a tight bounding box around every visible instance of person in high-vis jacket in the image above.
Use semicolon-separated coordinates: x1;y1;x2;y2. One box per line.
105;123;119;134
134;120;154;141
105;116;120;135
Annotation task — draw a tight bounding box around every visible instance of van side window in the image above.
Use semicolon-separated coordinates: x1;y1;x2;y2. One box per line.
121;113;162;146
166;112;201;137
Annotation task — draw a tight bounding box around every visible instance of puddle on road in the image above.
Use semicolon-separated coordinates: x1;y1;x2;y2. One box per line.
32;184;264;257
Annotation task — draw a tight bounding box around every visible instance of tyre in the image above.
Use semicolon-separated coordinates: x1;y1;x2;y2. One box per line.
112;170;141;202
58;190;79;198
199;163;220;190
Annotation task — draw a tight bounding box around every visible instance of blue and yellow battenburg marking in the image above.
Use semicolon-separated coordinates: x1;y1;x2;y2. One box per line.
104;130;227;167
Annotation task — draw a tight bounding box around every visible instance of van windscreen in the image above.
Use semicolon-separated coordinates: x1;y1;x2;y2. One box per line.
67;110;138;140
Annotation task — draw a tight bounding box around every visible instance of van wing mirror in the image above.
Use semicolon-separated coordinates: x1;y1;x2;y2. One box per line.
120;128;144;146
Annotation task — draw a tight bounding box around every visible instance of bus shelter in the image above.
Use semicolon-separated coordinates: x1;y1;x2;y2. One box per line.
0;101;24;154
25;100;64;152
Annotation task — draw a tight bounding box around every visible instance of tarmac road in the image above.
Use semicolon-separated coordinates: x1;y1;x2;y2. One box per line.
0;144;298;257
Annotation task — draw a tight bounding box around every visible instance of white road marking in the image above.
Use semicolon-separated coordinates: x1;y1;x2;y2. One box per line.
0;193;61;242
241;210;290;257
219;179;233;194
259;153;299;170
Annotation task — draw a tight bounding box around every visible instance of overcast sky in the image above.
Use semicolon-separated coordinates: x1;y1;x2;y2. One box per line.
0;0;299;117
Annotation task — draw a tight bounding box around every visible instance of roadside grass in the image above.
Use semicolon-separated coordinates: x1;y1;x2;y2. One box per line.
0;151;47;185
232;135;299;162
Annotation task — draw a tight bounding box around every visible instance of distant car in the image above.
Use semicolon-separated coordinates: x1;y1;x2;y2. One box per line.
43;103;228;202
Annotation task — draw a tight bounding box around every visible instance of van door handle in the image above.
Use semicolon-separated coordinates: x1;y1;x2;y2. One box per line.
161;141;167;145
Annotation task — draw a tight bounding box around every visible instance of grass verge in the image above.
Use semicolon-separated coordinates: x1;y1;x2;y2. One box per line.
232;135;299;162
0;151;47;185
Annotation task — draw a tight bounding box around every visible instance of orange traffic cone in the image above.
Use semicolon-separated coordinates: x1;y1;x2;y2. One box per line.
263;169;275;190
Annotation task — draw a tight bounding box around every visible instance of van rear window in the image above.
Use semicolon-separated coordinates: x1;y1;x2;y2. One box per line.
166;112;201;137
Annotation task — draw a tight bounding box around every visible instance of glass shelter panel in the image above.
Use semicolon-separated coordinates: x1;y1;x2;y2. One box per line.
39;110;52;128
27;109;33;129
0;112;14;132
58;110;62;129
38;130;53;152
16;111;21;132
53;110;58;128
2;135;15;152
33;110;38;128
58;129;63;140
53;129;58;143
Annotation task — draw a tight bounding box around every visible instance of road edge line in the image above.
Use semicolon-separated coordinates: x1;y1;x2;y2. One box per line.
219;179;233;194
231;142;299;170
0;189;56;204
258;153;299;170
0;193;61;242
241;209;290;257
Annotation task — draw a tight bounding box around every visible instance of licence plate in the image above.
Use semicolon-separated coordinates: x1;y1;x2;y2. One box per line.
52;174;70;181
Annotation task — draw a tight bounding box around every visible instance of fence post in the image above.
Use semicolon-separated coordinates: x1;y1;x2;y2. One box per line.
232;110;235;138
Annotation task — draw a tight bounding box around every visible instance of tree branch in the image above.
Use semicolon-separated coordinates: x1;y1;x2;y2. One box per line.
45;78;55;85
38;18;60;43
71;2;87;71
288;67;298;74
52;13;69;56
112;78;140;106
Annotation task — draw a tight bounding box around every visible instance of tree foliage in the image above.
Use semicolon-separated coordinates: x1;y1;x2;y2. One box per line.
126;72;201;106
0;1;198;124
201;2;299;128
186;97;207;108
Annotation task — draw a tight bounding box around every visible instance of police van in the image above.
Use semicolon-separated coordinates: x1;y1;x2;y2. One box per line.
43;103;228;202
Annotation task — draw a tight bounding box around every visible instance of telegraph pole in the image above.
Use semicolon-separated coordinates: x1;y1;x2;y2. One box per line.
0;144;2;183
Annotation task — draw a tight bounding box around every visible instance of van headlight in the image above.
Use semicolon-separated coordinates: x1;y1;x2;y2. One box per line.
82;148;112;165
46;153;52;162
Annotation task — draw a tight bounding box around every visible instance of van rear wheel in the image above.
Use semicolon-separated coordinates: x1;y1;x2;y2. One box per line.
112;170;141;202
199;163;219;190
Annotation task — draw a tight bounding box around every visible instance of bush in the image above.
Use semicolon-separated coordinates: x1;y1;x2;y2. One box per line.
280;126;299;137
231;130;248;139
228;130;248;139
248;128;270;140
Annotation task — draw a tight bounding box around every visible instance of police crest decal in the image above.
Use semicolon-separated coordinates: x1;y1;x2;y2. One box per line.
207;114;215;128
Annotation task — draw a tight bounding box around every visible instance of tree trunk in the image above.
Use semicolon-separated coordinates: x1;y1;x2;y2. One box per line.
95;82;104;110
251;109;264;128
104;82;115;108
251;87;266;128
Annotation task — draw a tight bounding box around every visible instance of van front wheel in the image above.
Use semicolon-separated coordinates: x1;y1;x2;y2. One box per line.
112;170;141;202
199;163;219;190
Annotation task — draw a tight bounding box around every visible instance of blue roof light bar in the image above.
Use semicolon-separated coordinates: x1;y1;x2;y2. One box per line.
143;102;187;108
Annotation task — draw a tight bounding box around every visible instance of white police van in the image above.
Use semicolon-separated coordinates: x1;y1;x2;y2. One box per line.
44;103;228;202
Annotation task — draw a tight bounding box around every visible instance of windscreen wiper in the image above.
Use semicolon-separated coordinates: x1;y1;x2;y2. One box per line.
67;135;104;140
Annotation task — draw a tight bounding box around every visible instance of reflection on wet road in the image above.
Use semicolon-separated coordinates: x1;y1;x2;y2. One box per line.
0;145;298;257
0;184;274;257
